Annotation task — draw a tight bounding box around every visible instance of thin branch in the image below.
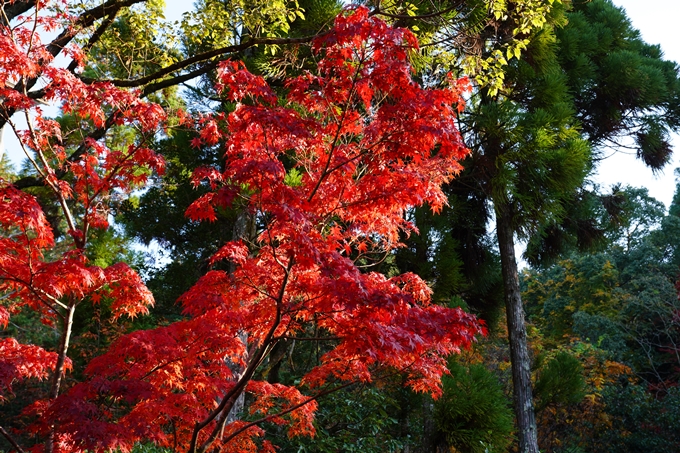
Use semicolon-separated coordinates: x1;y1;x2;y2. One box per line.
220;381;355;445
307;49;366;203
188;258;295;453
277;335;341;341
80;33;327;89
0;425;26;453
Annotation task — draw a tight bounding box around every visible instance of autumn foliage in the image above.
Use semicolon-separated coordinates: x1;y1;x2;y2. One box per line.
1;5;482;452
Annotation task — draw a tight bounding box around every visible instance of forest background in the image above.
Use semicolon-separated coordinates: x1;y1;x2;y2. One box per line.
2;1;680;453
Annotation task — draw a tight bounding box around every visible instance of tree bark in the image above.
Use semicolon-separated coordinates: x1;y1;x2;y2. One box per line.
223;210;255;424
495;202;539;453
45;303;76;453
1;0;36;25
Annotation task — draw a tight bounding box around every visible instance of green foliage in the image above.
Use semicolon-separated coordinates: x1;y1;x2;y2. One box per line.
251;0;342;80
556;0;680;163
524;179;680;452
84;0;179;80
534;352;585;411
181;0;304;52
599;385;680;453
434;361;514;453
605;186;665;251
396;202;505;329
523;253;627;340
0;155;15;181
119;130;235;311
271;386;409;453
131;443;174;453
85;228;145;270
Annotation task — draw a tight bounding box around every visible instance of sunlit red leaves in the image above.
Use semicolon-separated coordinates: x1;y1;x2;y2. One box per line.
0;234;153;325
3;52;166;237
0;184;54;245
99;263;154;320
185;192;219;222
43;67;166;132
218;60;277;105
216;423;273;453
209;240;250;266
186;5;469;250
0;307;8;329
68;141;165;230
47;319;246;452
0;29;41;87
247;381;317;437
0;338;63;401
294;267;482;397
179;5;479;410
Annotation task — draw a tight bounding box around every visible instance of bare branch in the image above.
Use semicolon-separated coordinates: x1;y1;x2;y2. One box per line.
0;425;27;453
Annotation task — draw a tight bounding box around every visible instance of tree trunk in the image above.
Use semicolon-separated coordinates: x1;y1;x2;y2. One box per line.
421;394;436;453
224;210;255;424
45;303;76;453
495;202;539;453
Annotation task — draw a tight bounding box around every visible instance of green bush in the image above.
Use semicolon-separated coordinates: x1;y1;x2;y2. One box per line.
534;352;585;411
434;361;514;453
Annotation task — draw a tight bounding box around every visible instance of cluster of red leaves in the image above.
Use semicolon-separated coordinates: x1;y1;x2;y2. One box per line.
0;338;61;402
0;184;153;394
46;7;484;453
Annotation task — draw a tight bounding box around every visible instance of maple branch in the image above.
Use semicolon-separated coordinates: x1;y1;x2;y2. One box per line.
321;133;388;180
22;109;81;247
220;381;356;445
141;344;213;381
219;365;418;447
0;425;26;453
307;50;366;203
278;335;340;341
4;117;47;180
25;1;40;57
0;272;70;314
190;258;295;453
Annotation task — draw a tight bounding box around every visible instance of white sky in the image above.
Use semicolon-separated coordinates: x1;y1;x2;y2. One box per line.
3;0;680;209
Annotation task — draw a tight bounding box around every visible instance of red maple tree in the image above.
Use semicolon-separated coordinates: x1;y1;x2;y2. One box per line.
1;5;482;452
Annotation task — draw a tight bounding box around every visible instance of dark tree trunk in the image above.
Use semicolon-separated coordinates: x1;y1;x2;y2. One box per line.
45;303;76;453
495;202;539;453
1;0;37;25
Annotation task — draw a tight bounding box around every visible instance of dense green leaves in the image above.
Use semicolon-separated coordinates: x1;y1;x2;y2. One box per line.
556;0;680;166
434;361;514;453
